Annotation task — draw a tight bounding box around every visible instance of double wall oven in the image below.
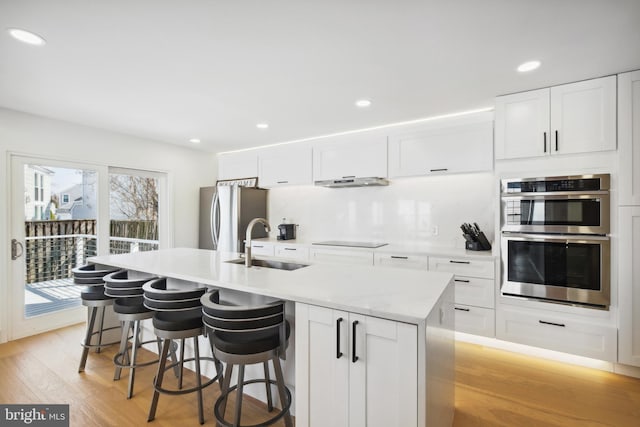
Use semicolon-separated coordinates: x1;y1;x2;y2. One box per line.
501;174;610;308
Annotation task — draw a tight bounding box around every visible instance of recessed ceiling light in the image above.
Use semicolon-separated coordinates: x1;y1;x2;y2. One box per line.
7;28;46;46
189;138;201;144
256;123;269;129
517;60;541;73
355;99;372;108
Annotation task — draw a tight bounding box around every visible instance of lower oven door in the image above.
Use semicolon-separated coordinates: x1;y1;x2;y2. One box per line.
501;233;610;308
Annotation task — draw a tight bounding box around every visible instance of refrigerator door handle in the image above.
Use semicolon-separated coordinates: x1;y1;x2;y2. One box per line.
211;189;220;249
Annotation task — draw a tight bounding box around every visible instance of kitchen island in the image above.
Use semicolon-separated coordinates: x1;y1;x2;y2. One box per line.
89;248;455;427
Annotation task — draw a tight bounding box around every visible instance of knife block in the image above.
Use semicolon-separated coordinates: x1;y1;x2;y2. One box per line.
464;232;492;251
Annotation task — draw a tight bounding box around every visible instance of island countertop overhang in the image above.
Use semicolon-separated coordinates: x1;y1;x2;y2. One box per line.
88;247;453;324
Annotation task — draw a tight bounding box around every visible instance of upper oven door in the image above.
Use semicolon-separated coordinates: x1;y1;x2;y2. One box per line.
502;192;610;234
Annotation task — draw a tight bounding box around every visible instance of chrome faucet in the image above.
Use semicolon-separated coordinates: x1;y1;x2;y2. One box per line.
245;218;271;267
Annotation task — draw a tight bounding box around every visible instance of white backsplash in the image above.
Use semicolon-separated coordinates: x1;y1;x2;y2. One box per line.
268;172;496;248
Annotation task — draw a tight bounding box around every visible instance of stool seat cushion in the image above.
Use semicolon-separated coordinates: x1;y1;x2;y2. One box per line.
209;321;290;355
72;264;118;279
114;297;151;314
81;286;112;301
153;310;203;332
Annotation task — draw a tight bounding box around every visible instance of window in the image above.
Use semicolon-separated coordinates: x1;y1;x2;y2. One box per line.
62;194;69;204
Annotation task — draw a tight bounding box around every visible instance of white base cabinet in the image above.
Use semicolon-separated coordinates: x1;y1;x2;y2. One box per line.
309;247;374;265
295;303;418;427
619;207;640;367
618;70;640;206
496;305;617;362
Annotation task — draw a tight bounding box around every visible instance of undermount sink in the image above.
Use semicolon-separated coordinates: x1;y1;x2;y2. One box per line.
225;258;310;271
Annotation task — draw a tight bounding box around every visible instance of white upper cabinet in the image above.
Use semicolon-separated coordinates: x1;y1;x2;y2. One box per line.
388;112;494;177
618;70;640;206
217;151;258;180
495;88;550;159
258;144;313;187
312;132;387;181
495;76;617;160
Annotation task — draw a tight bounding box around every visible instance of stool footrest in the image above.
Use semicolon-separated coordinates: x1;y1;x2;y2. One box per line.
80;325;121;350
152;357;222;396
113;338;161;369
214;378;292;427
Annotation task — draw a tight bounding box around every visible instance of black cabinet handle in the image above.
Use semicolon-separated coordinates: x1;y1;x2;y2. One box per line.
284;248;296;251
539;320;565;328
352;320;359;363
454;279;470;283
253;245;264;248
336;318;343;359
390;256;408;260
342;175;356;179
429;168;448;172
455;307;470;312
276;180;288;184
555;130;559;151
449;260;470;264
543;132;547;152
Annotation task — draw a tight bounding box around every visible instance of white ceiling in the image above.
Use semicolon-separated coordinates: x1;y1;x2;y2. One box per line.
1;0;640;153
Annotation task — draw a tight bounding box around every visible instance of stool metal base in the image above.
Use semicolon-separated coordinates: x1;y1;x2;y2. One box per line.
78;304;121;373
148;332;223;425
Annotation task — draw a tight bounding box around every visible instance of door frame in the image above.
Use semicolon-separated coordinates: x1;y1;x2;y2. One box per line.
7;154;110;340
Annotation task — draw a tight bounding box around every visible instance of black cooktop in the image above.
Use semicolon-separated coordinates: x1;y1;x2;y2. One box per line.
312;240;388;249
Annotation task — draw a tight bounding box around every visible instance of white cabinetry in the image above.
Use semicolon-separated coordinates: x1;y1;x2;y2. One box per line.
374;253;429;270
388;113;493;177
274;244;309;261
312;132;387;181
249;241;274;257
496;305;617;361
618;70;640;206
495;76;616;159
295;303;418;427
258;145;312;187
309;247;374;265
429;256;495;337
619;207;640;367
217;151;258;180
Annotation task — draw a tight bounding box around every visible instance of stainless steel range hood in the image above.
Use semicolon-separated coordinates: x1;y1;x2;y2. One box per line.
314;177;389;188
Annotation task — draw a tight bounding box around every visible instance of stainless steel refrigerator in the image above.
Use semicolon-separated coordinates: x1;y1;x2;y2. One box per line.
199;184;268;252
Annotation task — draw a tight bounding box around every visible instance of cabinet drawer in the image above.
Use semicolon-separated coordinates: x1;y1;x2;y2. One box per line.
428;256;494;279
275;245;309;261
309;248;374;265
454;276;495;309
250;242;275;257
454;305;495;337
496;306;617;361
374;253;429;270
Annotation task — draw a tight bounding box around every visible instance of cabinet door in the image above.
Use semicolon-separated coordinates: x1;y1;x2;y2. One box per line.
258;145;312;187
550;75;617;155
619;207;640;367
349;314;417;427
250;242;274;257
453;276;495;308
495;88;550;159
374;253;429;270
218;151;258;180
454;305;495;337
618;71;640;206
388;119;493;177
312;132;387;181
274;245;309;261
309;248;374;265
295;304;349;427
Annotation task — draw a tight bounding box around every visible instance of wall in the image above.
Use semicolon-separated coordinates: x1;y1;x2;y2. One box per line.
268;172;496;247
0;108;217;342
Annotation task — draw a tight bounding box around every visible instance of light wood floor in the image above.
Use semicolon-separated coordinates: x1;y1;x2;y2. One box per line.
1;324;640;426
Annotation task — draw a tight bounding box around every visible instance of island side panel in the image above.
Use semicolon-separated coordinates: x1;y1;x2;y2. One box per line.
419;279;455;427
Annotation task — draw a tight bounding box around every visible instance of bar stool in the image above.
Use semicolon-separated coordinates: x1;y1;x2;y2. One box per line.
143;278;223;424
74;264;120;373
104;270;161;399
201;292;293;427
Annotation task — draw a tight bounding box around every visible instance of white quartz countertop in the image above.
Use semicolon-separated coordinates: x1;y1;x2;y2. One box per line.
252;237;496;259
89;248;453;324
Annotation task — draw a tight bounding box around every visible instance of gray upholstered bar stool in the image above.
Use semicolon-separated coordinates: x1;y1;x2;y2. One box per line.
104;269;161;399
201;291;293;427
143;278;223;424
74;264;120;373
